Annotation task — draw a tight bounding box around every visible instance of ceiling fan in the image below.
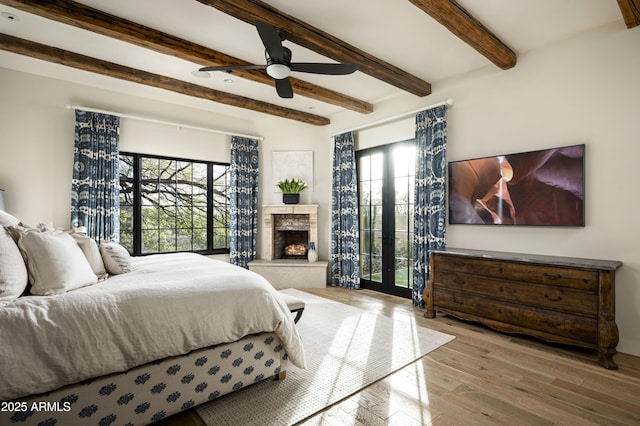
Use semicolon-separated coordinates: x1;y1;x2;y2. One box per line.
198;20;359;99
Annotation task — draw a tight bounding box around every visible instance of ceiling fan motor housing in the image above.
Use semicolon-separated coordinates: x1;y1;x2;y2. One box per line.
266;47;292;79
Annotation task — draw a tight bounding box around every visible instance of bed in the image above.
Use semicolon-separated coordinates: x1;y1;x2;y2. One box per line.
0;211;305;425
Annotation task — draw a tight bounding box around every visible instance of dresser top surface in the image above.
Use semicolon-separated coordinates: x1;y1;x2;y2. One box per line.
434;248;623;270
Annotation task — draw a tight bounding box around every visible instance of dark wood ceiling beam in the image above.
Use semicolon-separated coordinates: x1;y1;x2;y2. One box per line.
196;0;432;97
617;0;640;28
0;0;372;114
408;0;517;70
0;33;330;126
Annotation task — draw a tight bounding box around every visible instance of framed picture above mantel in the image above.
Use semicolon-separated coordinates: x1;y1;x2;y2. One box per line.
272;151;314;192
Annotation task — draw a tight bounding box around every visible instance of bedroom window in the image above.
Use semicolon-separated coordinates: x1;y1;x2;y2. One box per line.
118;152;230;255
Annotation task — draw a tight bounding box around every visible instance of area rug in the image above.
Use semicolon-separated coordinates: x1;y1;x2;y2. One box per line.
195;289;455;425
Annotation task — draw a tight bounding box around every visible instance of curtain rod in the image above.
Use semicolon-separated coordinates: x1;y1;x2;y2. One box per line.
330;97;453;137
65;104;263;141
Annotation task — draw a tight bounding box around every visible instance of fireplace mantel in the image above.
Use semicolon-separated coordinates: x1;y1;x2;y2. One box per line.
262;204;318;261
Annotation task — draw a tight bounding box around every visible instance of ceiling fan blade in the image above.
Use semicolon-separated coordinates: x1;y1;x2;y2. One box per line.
275;78;293;98
199;65;266;72
255;19;284;62
290;63;359;75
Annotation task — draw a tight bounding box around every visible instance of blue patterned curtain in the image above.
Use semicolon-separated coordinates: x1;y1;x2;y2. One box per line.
331;132;360;289
229;136;259;269
412;105;448;306
71;110;120;243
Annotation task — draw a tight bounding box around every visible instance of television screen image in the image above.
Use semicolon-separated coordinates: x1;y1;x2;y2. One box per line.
448;144;585;226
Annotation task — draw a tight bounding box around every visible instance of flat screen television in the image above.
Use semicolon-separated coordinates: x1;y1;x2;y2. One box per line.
448;144;585;226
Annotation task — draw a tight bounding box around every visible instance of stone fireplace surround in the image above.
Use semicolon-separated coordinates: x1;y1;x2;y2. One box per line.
248;204;328;289
262;204;318;261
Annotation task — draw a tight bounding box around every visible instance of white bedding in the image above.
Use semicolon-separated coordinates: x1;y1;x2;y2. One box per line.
0;253;305;400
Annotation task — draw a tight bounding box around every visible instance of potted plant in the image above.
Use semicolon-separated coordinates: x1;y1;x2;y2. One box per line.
276;178;308;204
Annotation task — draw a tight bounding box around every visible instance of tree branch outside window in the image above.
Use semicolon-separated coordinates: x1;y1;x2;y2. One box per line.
119;153;230;255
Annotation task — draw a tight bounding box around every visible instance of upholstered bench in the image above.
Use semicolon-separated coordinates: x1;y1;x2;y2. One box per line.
278;291;305;323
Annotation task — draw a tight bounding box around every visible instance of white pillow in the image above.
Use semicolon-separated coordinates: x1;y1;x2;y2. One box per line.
10;227;98;295
67;231;108;281
0;226;29;301
99;241;132;275
0;210;20;227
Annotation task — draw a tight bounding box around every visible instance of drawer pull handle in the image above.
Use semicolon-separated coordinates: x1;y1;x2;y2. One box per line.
451;297;464;306
544;294;563;302
453;262;466;268
544;273;562;280
543;319;562;327
453;278;465;285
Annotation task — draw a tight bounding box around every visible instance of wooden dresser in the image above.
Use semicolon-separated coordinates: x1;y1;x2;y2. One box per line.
424;248;622;369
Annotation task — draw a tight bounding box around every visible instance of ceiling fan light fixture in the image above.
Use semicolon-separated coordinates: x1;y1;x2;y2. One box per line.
266;64;290;80
191;70;211;78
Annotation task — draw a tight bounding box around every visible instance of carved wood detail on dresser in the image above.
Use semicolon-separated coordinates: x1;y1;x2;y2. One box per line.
424;248;623;369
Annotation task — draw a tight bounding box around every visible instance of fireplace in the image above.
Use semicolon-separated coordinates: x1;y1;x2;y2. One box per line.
276;230;309;259
263;205;318;261
273;214;309;259
250;204;327;289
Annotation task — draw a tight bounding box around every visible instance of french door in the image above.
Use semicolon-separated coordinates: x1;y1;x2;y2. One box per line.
357;140;415;298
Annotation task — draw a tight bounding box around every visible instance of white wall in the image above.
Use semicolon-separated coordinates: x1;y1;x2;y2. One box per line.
119;120;230;163
331;22;640;356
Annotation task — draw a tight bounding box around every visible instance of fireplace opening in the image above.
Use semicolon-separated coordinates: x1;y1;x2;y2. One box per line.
275;230;309;259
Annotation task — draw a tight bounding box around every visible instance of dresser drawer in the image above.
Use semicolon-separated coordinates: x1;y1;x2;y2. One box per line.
434;271;598;317
433;254;598;292
434;290;598;345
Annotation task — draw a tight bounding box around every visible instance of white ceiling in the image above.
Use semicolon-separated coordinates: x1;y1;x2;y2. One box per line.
0;0;624;122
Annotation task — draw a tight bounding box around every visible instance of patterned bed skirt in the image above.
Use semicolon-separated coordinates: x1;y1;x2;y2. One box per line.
1;332;288;425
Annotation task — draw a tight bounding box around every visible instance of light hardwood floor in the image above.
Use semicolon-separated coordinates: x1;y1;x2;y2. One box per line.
160;287;640;425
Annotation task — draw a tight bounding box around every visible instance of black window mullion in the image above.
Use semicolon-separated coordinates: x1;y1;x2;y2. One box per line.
133;155;142;255
381;147;395;284
207;163;214;252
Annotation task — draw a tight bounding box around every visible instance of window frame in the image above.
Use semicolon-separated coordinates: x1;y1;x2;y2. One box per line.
119;151;230;256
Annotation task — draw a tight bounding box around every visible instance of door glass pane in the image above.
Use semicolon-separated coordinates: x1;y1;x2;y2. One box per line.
360;253;371;280
394;258;411;289
392;144;415;289
395;205;409;231
371;255;383;282
371;205;383;230
370;180;383;205
370;153;383;179
372;231;383;255
359;156;371;181
395;176;408;203
395;232;409;258
358;152;383;284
